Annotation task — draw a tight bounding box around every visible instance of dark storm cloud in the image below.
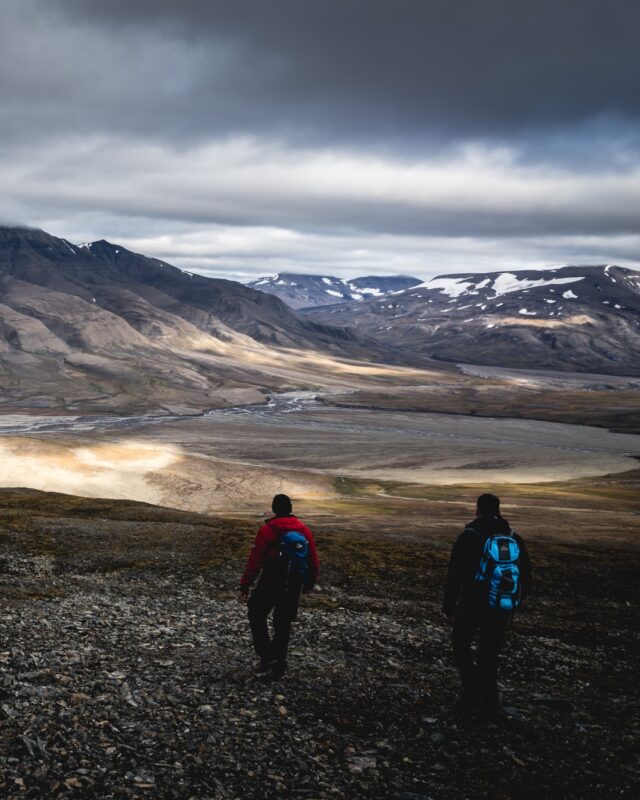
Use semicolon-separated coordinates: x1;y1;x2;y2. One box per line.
12;0;640;149
1;0;640;278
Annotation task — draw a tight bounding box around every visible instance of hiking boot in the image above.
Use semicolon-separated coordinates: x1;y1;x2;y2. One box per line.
456;695;480;720
252;658;273;675
478;699;502;722
271;660;287;680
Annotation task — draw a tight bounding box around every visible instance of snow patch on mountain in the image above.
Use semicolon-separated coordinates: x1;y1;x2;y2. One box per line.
419;272;586;300
492;273;584;296
354;285;383;296
249;273;422;308
253;275;276;286
421;277;475;297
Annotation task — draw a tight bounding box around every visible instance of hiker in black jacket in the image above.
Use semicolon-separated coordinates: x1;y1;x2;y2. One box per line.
443;493;531;716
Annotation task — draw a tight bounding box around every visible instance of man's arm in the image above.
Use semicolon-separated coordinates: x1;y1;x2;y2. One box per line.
302;526;320;590
240;524;271;594
442;532;468;617
516;534;532;600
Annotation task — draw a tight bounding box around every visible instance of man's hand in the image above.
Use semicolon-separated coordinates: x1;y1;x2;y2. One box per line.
238;591;249;604
442;611;455;625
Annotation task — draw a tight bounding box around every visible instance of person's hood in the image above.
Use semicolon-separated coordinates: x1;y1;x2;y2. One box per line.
468;515;511;535
266;515;308;534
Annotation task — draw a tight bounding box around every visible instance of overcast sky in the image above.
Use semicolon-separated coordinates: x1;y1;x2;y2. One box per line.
1;0;639;281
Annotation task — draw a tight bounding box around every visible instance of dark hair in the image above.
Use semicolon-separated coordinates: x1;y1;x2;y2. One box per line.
477;493;500;517
272;494;292;517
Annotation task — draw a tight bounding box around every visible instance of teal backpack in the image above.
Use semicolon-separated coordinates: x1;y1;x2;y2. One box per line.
475;532;522;611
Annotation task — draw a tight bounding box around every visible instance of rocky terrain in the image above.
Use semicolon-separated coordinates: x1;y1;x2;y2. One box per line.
306;265;640;375
0;480;638;800
247;274;421;310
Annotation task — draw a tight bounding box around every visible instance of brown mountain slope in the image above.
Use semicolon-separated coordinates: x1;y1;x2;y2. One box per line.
0;227;430;414
0;228;371;352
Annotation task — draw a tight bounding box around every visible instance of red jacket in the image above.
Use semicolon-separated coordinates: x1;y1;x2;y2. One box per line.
240;515;320;592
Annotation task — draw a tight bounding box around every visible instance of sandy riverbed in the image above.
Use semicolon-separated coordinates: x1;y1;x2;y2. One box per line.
0;400;638;512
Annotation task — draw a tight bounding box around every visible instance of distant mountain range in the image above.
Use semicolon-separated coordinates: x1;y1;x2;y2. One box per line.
1;226;639;417
247;272;421;309
0;227;388;414
305;265;640;375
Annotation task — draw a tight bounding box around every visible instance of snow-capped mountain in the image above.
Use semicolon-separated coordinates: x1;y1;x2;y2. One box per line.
247;273;421;309
305;265;640;375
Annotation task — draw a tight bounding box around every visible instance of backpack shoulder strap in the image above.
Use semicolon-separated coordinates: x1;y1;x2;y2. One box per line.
463;524;478;535
463;522;486;543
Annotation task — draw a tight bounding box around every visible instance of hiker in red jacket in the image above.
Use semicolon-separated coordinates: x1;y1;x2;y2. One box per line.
239;494;320;679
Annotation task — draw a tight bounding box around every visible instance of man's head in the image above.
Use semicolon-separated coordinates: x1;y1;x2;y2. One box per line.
272;493;293;517
477;493;500;518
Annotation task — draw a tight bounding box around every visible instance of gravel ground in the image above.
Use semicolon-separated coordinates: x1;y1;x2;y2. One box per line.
0;490;638;799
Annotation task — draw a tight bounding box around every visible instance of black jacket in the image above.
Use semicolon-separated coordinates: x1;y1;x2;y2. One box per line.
442;515;532;616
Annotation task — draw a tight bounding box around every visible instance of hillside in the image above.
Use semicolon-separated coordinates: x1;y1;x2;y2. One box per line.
306;265;640;375
248;272;421;309
0;481;637;799
0;227;403;414
0;228;372;351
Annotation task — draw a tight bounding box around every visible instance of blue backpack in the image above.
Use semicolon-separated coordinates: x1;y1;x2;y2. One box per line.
475;532;522;611
278;531;311;589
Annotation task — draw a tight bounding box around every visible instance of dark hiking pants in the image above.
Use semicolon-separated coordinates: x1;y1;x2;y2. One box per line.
452;605;511;706
248;579;301;664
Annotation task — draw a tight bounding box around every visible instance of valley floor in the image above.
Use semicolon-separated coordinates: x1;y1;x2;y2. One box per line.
0;479;638;799
0;396;639;513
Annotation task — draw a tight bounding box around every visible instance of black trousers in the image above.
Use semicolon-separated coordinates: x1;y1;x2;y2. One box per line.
452;605;511;706
247;579;301;664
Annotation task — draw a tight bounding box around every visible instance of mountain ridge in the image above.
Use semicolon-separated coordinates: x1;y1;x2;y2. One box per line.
0;226;406;414
305;264;640;376
0;228;369;352
247;272;421;309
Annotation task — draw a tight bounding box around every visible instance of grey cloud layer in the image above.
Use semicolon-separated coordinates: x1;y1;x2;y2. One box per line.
5;138;640;239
